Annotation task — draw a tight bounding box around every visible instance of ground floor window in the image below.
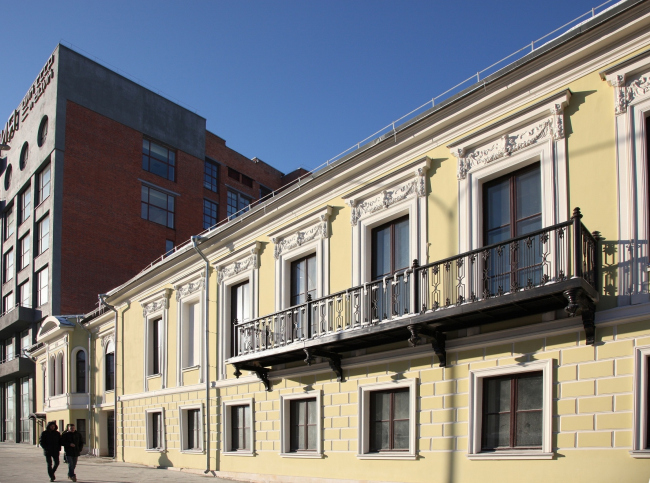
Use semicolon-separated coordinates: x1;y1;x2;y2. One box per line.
223;399;254;454
146;409;165;451
180;405;203;452
20;377;29;443
76;419;86;444
280;391;322;457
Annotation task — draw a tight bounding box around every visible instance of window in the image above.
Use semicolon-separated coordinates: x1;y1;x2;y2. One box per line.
4;164;12;190
223;399;254;454
371;216;409;281
4;337;14;362
19;142;28;170
20;377;29;443
142;139;175;181
18;280;30;308
164;239;174;257
37;267;48;306
141;185;175;228
241;174;253;188
468;359;552;459
18;234;29;271
260;185;272;200
76;350;86;393
37;116;48;147
181;301;200;369
280;391;322;457
203;199;218;230
3;292;14;313
4;206;14;240
37;215;49;255
230;281;249;357
20;330;29;355
105;342;115;392
148;317;163;376
146;410;165;451
204;159;219;192
228;167;240;181
37;163;51;205
180;405;203;452
227;190;251;218
4;248;14;283
632;346;650;456
5;382;14;441
358;379;416;459
76;419;86;445
19;186;30;225
290;254;316;306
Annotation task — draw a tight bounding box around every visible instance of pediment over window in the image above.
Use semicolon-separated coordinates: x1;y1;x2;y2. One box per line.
36;315;75;343
138;288;172;317
214;241;261;285
268;206;333;259
601;49;650;115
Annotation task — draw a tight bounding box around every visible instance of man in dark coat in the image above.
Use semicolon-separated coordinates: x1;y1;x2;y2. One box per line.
61;423;84;482
39;421;61;482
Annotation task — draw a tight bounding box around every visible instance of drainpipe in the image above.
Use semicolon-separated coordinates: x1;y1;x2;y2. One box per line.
191;235;211;474
99;294;118;460
71;316;92;456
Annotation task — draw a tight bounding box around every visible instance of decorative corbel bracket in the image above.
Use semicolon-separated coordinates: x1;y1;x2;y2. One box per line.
407;324;446;367
234;363;271;391
563;288;597;345
304;348;344;382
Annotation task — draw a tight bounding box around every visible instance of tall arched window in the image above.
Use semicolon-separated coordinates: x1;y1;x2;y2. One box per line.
105;341;115;392
55;353;64;395
76;350;86;393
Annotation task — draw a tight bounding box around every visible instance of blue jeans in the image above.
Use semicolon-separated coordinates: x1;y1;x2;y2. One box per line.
45;452;59;479
66;455;78;477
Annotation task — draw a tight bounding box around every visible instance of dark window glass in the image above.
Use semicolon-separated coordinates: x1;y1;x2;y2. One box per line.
142;139;175;181
4;248;14;283
290;398;317;452
105;351;115;391
187;409;200;450
37;164;51;204
19;234;29;270
226;190;251;218
164;239;174;257
20;377;30;443
290;254;317;306
203;199;218;229
19;143;28;170
152;318;161;375
37;116;48;147
231;405;250;451
141;185;175;229
228;167;240;181
241;174;253;188
151;412;163;449
371;216;409;280
230;281;249;357
37;215;50;255
204;160;219;192
76;350;86;393
260;185;272;200
4;206;14;240
19;186;31;225
76;419;86;444
481;371;543;451
369;388;409;452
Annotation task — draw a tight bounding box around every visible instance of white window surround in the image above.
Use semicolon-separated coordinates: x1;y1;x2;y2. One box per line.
222;398;255;456
467;359;553;460
179;403;205;453
357;378;417;460
269;205;333;309
449;90;570;253
215;242;261;379
145;407;166;452
344;157;429;286
101;333;115;398
70;346;88;394
632;345;650;457
602;54;650;305
174;272;205;385
280;390;323;458
139;288;171;391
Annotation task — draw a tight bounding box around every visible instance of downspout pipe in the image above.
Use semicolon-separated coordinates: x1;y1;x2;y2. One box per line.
191;235;211;474
99;294;119;460
71;316;92;455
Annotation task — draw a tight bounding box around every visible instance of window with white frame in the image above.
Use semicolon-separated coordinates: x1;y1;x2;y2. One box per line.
280;391;322;457
180;404;203;452
18;233;30;271
223;399;254;454
467;359;552;459
632;345;650;456
18;280;30;308
37;215;49;255
37;163;51;205
37;267;48;306
72;348;87;393
4;248;14;283
140;289;170;390
19;185;30;226
148;317;163;376
181;300;201;369
357;379;416;459
105;340;115;392
146;409;165;451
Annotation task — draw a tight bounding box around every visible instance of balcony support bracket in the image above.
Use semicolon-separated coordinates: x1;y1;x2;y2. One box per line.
563;288;596;345
304;348;344;382
233;363;271;391
407;324;446;367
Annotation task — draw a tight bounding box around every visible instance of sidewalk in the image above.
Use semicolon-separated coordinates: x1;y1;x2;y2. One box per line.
0;444;246;483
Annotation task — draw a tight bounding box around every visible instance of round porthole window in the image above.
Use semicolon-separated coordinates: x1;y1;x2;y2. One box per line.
5;164;12;190
37;116;48;147
19;142;28;170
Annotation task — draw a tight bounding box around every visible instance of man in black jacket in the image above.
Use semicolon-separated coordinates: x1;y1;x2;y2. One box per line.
39;421;61;482
61;423;84;482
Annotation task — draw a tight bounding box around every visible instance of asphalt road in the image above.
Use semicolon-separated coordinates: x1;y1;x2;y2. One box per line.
0;444;246;483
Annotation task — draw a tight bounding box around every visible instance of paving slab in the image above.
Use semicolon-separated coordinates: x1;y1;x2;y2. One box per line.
0;444;246;483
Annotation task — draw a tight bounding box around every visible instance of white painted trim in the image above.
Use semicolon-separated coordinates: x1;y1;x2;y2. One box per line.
280;390;323;457
141;291;170;391
118;383;204;402
176;283;204;385
179;403;205;453
70;346;88;394
467;452;553;460
357;378;417;459
222;398;255;455
632;345;650;453
467;359;553;459
145;407;166;452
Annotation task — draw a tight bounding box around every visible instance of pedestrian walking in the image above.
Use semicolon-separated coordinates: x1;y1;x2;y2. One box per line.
39;420;61;482
61;423;84;482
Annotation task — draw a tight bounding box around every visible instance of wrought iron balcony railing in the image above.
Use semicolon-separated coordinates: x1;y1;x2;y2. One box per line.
230;208;598;386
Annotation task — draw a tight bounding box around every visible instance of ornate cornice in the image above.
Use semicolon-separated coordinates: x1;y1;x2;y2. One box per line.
348;179;418;225
100;332;115;348
216;244;261;284
174;276;204;301
271;207;332;259
607;71;650;115
140;288;172;317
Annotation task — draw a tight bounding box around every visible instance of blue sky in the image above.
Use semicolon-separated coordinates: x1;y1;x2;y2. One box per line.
1;0;613;175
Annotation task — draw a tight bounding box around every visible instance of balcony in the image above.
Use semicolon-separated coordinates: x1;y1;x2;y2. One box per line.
0;355;35;383
0;304;41;340
228;209;599;390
